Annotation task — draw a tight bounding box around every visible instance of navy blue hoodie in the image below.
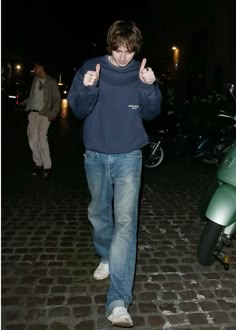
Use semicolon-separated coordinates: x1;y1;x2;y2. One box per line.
68;55;162;154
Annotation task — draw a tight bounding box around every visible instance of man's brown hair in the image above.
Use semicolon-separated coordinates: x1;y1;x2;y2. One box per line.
106;20;143;54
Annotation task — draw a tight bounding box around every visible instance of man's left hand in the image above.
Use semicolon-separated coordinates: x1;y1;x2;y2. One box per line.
139;58;156;84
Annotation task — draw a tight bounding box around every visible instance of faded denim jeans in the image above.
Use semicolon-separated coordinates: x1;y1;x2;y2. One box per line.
84;149;142;315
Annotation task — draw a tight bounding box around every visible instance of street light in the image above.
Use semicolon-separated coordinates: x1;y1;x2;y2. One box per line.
172;46;180;70
15;64;22;72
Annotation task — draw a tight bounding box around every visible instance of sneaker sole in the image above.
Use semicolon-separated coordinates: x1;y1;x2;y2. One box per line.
93;273;109;280
108;315;133;328
111;320;133;328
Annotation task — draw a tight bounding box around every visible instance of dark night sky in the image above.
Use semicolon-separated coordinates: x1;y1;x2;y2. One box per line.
2;0;210;80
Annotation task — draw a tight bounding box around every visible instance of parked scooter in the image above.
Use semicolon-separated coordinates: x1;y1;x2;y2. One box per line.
197;140;236;270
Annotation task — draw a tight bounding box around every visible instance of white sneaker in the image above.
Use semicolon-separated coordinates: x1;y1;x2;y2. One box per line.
108;306;133;328
93;262;109;280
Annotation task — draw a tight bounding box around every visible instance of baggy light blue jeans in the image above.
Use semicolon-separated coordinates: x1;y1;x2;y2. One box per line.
84;149;142;315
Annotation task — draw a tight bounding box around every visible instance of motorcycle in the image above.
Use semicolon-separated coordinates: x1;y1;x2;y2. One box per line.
142;108;213;168
143;83;236;169
197;138;236;270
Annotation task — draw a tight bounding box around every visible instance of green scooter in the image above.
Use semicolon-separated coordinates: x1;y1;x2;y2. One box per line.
197;83;236;270
197;139;236;270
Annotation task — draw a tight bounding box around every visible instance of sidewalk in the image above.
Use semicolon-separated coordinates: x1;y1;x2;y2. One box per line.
1;103;236;329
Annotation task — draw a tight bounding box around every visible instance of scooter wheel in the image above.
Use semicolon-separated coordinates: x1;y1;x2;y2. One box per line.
197;220;224;266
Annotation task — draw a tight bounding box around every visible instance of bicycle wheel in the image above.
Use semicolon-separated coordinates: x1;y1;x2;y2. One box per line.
143;138;164;168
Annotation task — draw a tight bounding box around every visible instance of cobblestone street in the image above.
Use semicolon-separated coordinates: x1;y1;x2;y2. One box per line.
1;102;236;330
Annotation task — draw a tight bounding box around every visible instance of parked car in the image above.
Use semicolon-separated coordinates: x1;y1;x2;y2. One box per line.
7;79;29;105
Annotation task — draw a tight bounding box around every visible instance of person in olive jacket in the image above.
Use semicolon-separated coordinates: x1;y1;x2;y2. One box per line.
21;60;61;178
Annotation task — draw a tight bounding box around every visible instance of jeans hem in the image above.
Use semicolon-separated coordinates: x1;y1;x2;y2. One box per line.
100;257;109;264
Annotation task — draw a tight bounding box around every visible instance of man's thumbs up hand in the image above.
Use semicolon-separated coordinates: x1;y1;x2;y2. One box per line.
139;58;156;84
83;64;100;86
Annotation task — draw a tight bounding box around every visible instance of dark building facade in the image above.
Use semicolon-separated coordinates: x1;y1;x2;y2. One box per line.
181;0;236;98
206;0;236;91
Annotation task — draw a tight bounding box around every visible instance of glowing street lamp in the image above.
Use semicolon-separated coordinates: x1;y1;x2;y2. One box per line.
172;46;180;70
15;64;22;72
58;74;63;86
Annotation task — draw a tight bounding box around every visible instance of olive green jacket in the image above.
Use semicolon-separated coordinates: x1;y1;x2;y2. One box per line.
25;75;61;121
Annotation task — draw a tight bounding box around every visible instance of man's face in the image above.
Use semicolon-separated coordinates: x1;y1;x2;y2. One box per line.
33;64;43;76
111;45;135;67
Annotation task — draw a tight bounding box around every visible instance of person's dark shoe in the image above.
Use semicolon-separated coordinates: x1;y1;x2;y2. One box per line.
32;165;42;176
42;168;52;178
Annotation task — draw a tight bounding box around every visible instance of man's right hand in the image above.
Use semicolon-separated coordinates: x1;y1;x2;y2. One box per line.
83;64;100;86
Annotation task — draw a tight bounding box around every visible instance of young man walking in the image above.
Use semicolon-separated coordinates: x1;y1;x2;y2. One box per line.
68;20;162;327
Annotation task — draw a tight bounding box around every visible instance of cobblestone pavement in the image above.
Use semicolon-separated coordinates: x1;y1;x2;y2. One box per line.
1;103;236;330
